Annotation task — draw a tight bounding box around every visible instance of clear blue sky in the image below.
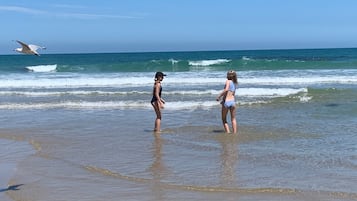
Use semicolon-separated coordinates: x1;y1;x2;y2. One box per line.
1;0;357;54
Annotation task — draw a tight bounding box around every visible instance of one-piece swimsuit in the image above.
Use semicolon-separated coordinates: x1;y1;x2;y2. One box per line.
151;84;162;103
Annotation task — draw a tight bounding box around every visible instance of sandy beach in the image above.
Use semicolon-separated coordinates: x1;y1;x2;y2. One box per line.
0;161;14;201
0;138;34;201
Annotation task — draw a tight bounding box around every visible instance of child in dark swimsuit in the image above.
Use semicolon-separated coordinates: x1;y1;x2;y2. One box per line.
151;72;166;132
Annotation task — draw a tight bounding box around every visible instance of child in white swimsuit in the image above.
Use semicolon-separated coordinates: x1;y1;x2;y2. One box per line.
216;70;238;134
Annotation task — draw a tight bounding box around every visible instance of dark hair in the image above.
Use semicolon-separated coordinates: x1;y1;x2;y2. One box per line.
155;72;166;79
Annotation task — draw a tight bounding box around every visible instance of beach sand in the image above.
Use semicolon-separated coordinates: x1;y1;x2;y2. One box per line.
0;138;34;201
2;125;356;201
0;163;14;201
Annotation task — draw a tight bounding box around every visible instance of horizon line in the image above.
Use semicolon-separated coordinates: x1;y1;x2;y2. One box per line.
1;46;357;56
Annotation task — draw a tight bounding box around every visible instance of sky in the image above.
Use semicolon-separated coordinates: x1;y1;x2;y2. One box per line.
1;0;357;54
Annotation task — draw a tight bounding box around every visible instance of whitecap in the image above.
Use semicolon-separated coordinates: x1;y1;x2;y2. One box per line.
188;59;231;66
25;64;57;72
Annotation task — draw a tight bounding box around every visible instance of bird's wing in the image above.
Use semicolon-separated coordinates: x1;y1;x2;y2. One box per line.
29;44;46;51
16;40;31;51
33;51;40;56
28;44;41;51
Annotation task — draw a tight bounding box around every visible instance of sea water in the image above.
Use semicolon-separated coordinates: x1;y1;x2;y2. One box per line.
0;49;356;201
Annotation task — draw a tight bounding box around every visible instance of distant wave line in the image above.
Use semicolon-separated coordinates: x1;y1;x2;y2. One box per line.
0;76;356;88
1;69;357;88
0;98;315;110
0;88;308;97
0;101;220;110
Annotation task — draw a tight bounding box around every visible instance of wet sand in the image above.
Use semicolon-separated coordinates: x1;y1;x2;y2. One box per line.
0;163;14;201
0;139;34;201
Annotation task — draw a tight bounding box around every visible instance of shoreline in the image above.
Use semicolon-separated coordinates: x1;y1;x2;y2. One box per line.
0;138;35;201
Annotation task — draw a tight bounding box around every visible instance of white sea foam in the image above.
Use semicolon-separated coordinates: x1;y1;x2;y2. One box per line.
0;95;314;110
169;58;179;64
0;75;220;88
237;88;307;97
0;76;154;88
0;90;144;96
242;56;253;61
299;94;312;102
241;76;357;85
0;88;307;98
0;101;219;110
1;74;355;89
25;64;57;72
188;59;230;66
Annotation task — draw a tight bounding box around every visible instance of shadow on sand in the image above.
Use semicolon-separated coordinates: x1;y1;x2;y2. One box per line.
0;184;24;193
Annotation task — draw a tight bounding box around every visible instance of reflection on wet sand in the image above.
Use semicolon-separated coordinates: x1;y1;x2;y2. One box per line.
219;135;238;186
149;133;168;200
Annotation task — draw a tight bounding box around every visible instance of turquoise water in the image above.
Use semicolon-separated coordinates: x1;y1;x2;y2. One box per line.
1;48;357;73
1;48;356;201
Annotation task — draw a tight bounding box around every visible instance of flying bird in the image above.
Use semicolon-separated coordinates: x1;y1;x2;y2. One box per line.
14;40;46;56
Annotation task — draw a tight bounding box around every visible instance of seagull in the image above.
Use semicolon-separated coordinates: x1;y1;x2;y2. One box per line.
15;40;46;56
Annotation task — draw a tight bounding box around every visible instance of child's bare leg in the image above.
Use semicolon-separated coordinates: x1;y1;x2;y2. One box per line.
152;102;162;132
230;107;237;134
154;118;161;132
221;106;231;133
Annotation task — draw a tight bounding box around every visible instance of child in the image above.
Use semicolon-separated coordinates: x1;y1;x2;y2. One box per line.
151;72;166;132
216;70;238;134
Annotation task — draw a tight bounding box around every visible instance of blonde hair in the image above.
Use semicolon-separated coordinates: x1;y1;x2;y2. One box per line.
227;70;238;84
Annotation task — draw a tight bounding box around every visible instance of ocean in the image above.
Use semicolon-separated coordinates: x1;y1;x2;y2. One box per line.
0;48;356;201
